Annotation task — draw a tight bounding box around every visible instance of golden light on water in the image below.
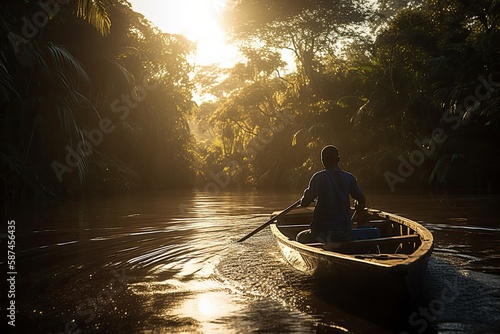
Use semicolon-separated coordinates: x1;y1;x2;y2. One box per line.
197;293;225;318
131;275;242;331
177;291;242;332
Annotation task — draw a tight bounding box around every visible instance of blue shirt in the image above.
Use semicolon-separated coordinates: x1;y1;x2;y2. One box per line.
300;167;365;232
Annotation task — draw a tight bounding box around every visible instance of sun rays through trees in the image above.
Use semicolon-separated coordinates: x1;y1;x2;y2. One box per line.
2;0;500;203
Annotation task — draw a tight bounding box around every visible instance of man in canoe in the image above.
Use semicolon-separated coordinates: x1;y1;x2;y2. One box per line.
297;145;366;243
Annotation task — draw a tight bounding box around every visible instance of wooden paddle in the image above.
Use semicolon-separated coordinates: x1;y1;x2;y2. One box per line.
237;199;301;242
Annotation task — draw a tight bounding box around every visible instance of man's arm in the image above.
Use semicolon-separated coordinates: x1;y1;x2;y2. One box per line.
301;174;318;206
349;176;366;209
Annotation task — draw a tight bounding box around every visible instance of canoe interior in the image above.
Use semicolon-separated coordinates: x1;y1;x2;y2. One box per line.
275;207;425;257
271;206;434;302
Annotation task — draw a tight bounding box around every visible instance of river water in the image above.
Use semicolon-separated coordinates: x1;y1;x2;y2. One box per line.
6;190;500;333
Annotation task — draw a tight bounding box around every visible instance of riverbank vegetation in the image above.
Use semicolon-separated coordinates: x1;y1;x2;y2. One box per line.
2;0;499;203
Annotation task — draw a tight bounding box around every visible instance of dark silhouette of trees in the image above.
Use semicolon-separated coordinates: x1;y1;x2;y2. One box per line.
2;0;499;202
200;0;500;191
1;0;196;203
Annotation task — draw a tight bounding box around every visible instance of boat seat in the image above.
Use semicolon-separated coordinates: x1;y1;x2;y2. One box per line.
354;253;409;260
278;224;311;229
366;219;391;224
323;234;420;251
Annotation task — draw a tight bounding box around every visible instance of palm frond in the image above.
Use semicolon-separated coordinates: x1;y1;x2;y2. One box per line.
0;52;17;103
107;58;136;86
7;33;49;70
0;144;22;176
46;43;91;87
291;129;303;146
73;0;111;36
56;105;88;185
46;43;100;126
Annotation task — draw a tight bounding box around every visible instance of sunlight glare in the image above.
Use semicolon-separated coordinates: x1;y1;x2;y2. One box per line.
129;0;238;66
176;291;242;332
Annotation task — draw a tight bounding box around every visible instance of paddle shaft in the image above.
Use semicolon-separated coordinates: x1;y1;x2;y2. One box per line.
237;199;301;242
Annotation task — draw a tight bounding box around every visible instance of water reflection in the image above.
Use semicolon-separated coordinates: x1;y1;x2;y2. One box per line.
175;291;242;333
11;190;500;333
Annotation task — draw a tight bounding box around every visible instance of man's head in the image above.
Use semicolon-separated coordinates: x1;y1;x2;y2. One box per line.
321;145;340;168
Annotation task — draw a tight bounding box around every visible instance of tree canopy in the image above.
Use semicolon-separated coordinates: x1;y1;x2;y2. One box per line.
2;0;499;204
1;0;197;202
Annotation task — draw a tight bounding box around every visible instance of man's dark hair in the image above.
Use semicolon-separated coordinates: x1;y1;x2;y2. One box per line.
321;145;339;168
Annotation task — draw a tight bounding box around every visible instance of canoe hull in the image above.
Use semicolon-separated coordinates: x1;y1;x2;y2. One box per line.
270;207;433;297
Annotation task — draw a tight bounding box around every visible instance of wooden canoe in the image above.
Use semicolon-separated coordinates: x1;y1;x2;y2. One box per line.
270;206;434;297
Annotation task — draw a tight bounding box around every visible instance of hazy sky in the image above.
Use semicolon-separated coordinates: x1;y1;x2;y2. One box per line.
128;0;239;66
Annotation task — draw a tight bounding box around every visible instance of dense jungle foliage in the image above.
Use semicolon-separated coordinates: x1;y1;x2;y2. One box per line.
1;0;500;204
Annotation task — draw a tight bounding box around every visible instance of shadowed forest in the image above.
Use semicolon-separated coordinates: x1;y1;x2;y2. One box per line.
2;0;500;204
